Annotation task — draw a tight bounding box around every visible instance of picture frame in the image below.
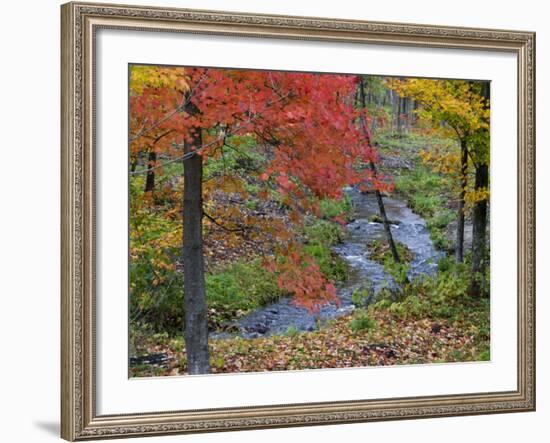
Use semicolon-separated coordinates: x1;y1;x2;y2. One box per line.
61;1;536;440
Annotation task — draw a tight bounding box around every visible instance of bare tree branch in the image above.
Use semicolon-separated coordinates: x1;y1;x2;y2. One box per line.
203;210;246;233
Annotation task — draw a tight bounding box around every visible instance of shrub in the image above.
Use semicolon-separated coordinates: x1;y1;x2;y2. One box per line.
350;309;376;332
352;283;375;308
129;197;184;336
371;258;485;324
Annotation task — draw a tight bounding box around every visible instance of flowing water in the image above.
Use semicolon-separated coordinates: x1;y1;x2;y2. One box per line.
213;187;444;339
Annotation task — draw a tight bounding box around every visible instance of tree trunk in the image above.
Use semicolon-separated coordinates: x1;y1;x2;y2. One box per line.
182;126;210;375
412;100;419;125
370;163;401;263
404;97;411;133
455;139;468;263
358;78;401;264
397;96;404;135
469;81;490;296
469;163;489;296
394;92;401;134
382;88;389;107
144;150;156;193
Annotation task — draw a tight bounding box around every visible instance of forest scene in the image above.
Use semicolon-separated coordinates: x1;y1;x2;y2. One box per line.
128;65;490;377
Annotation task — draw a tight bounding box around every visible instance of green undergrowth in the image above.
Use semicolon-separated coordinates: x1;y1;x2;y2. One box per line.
302;219;348;282
367;256;490;358
375;132;457;252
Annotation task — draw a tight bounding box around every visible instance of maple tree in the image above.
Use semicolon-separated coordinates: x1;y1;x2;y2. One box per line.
129;66;391;373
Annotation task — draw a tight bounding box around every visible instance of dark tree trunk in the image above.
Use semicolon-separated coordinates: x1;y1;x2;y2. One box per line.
412;100;419;125
370;163;401;263
469;163;489;296
182;126;210;375
469;81;490;296
394;93;401;134
144;151;156;193
130;157;138;173
455;139;468;263
397;95;404;135
358;78;401;264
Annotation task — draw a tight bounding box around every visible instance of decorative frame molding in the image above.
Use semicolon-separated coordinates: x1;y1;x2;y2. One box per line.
61;2;536;440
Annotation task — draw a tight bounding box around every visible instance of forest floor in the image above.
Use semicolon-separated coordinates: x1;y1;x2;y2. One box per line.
131;297;489;376
130;132;490;377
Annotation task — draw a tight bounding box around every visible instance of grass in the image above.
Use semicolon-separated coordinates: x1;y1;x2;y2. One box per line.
318;194;353;221
302;219;349;282
205;260;286;326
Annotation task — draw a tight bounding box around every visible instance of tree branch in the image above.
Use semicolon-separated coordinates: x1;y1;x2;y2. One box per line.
130;90;292;175
129;71;210;142
203;210;246;233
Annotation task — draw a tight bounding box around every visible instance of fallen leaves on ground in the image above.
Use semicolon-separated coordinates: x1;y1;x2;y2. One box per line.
130;309;488;377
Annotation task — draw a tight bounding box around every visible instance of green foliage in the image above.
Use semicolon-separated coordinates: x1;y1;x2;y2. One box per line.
212;355;225;369
318;194;353;221
395;168;446;217
130;255;287;336
302;219;348;282
203;135;265;179
382;261;410;288
366;239;412;288
477;349;490;361
285;326;300;337
350;309;376;332
206;260;287;326
428;209;455;229
129;189;183;336
352;283;375;308
303;219;343;245
372;257;489;327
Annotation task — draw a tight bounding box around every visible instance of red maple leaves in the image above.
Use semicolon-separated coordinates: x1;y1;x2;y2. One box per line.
130;66;392;312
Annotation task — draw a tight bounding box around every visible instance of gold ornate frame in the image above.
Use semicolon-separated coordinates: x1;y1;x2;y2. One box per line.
61;1;536;440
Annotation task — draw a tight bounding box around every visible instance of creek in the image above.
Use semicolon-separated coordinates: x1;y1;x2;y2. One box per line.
213;187;444;339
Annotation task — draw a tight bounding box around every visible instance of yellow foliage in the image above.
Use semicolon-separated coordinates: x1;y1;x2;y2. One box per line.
419;149;460;175
130;65;190;94
465;187;490;206
386;78;490;136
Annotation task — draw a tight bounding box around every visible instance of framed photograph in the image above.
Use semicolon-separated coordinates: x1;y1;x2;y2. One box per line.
61;1;535;440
